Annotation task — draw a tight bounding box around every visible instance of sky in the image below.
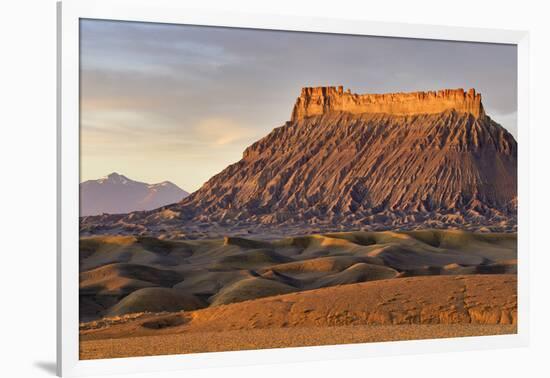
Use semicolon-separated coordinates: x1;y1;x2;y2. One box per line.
80;19;518;192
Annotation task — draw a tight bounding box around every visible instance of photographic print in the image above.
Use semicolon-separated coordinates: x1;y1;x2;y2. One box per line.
77;19;518;360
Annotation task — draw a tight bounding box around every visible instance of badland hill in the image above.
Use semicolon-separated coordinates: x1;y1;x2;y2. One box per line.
80;87;517;238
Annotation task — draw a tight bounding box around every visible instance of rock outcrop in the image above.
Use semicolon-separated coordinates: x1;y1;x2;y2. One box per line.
291;86;485;121
80;88;517;238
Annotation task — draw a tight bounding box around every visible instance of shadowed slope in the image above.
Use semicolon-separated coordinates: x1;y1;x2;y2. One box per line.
79;236;194;271
210;277;298;306
309;263;399;289
106;288;206;317
80;263;184;295
173;270;257;296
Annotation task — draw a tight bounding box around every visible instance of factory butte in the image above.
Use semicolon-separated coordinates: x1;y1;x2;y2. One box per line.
81;87;517;239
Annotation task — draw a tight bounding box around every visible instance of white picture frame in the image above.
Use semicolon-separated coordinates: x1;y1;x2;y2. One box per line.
57;0;530;376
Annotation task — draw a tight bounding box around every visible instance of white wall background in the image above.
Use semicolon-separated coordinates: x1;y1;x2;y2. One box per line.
1;0;548;377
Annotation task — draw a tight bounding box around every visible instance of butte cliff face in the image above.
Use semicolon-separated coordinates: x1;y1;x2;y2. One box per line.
80;87;517;238
291;86;486;121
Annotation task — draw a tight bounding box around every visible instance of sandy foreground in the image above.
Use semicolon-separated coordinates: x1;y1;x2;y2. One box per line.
80;274;517;360
80;324;516;360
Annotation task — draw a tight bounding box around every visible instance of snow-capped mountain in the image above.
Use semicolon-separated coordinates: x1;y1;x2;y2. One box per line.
80;173;189;216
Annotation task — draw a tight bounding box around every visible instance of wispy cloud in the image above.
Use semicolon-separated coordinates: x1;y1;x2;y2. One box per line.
192;118;260;146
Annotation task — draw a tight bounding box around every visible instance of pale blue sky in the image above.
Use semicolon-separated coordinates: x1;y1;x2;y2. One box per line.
80;19;517;192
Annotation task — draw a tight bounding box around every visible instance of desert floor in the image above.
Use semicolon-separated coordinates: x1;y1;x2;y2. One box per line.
80;324;516;359
79;230;517;359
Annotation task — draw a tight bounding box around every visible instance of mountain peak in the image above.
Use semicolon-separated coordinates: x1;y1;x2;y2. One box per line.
81;173;189;216
291;86;485;121
107;172;124;178
97;172;132;185
148;181;178;189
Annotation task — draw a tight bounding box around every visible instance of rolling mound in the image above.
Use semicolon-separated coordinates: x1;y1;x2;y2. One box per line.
106;287;206;317
80;236;194;271
310;263;399;289
213;249;292;270
80;263;184;295
260;269;303;288
173;270;257;296
366;244;485;270
266;256;369;275
81;274;517;342
443;259;518;275
209;277;297;306
223;236;272;249
79;230;516;321
403;230;517;258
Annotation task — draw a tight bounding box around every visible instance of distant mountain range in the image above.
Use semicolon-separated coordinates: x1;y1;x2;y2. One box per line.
80;87;517;238
80;173;189;216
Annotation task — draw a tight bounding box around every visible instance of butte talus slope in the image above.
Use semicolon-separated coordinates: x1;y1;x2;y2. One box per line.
80;87;517;238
